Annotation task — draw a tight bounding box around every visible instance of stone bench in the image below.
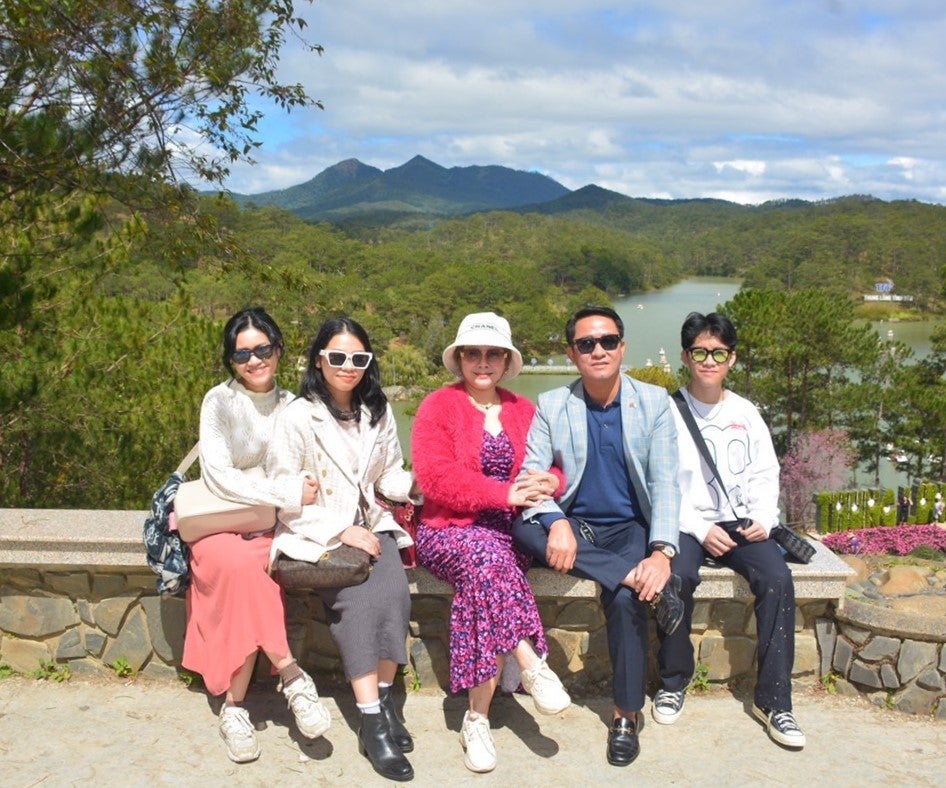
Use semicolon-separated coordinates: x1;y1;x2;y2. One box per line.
0;508;853;694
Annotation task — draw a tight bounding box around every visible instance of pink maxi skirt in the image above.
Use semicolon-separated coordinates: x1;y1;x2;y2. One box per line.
182;532;289;696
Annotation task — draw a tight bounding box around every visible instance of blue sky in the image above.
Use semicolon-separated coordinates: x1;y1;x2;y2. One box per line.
218;1;946;205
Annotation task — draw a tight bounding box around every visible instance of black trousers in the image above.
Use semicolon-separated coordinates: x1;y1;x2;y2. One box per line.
658;532;796;711
512;515;650;713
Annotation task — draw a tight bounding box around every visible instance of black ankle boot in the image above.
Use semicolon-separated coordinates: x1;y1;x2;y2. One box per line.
358;711;414;782
379;685;414;753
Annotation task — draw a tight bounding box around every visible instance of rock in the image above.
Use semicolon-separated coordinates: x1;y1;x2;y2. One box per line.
937;699;946;721
839;624;871;646
815;618;837;677
92;574;128;598
916;667;945;692
141;659;180;680
55;629;86;660
833;677;863;698
409;637;450;692
841;556;871;585
140;595;186;664
879;566;931;595
545;627;585;675
849;660;883;689
712;600;749;635
889;595;946;618
0;592;79;638
690;601;712;632
555;600;605;630
792;632;819;676
93;594;138;636
858;635;901;662
698;633;756;680
880;663;900;689
897;640;938;683
832;637;854;675
84;629;107;657
45;572;92;599
101;606;153;671
0;638;51;673
893;683;940;715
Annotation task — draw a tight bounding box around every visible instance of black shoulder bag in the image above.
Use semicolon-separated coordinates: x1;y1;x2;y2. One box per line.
671;390;814;564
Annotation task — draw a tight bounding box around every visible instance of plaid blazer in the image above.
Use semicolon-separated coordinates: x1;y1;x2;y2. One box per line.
521;375;681;548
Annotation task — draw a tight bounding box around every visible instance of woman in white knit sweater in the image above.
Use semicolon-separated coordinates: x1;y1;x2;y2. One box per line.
182;307;329;764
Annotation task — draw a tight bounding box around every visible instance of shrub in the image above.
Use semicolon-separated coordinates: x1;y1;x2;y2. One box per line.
823;524;946;556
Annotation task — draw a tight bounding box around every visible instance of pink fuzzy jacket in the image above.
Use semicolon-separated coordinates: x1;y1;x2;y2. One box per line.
411;382;561;529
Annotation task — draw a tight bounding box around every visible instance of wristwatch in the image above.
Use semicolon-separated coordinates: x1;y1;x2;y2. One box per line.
651;542;677;560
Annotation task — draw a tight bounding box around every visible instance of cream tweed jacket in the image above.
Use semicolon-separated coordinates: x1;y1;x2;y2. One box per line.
266;396;416;563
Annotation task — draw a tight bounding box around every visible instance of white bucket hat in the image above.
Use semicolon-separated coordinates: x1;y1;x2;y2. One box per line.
442;312;524;380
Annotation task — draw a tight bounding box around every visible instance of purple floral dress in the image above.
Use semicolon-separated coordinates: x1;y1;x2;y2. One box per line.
415;431;548;693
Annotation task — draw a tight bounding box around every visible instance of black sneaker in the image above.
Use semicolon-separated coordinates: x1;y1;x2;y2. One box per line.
752;704;806;748
651;689;685;725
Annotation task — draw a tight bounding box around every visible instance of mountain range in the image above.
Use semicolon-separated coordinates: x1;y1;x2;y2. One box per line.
225;155;597;224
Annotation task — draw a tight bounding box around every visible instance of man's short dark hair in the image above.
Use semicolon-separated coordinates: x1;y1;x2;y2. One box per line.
680;312;737;351
566;306;625;345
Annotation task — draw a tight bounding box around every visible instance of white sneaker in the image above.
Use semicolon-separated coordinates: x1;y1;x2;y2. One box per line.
281;671;332;739
521;656;571;715
460;711;497;773
752;704;806;748
219;706;260;763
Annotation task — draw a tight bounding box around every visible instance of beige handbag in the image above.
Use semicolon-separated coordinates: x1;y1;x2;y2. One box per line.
172;443;277;543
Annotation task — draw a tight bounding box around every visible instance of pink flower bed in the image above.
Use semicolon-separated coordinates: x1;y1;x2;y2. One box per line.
823;524;946;556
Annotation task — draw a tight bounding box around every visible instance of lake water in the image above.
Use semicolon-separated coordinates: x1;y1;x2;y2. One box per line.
394;276;940;491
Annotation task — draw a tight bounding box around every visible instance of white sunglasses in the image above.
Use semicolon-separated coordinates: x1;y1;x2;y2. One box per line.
319;349;373;369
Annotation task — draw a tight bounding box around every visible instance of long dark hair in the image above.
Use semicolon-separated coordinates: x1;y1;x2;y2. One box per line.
299;317;387;426
221;307;284;378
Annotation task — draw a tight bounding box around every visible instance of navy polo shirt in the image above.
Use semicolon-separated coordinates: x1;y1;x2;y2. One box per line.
539;385;640;528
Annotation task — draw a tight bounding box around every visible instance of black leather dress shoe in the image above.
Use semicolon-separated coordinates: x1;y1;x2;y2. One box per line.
607;714;642;766
379;685;414;753
651;573;685;635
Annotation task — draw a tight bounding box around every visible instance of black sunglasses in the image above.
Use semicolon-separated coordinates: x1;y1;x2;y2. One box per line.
231;344;276;364
572;334;622;354
319;349;373;369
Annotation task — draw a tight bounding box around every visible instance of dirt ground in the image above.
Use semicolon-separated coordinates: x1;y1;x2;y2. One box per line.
0;676;942;787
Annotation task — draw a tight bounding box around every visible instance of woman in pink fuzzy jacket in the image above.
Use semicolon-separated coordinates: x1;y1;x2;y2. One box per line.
411;312;571;774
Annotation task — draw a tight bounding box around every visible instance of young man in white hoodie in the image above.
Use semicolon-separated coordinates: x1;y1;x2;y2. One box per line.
653;311;805;749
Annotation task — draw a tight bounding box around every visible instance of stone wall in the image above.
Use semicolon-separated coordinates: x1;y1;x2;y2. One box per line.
816;598;946;719
0;508;856;697
1;565;827;694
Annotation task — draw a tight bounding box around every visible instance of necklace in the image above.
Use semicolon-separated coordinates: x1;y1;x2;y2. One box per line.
469;397;499;412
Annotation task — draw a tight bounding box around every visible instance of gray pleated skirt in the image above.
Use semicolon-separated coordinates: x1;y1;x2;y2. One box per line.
316;530;411;681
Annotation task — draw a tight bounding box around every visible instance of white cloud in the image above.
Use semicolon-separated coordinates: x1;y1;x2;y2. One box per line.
213;2;946;205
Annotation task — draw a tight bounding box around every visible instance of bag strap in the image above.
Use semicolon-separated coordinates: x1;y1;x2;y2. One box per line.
671;389;740;521
175;442;201;477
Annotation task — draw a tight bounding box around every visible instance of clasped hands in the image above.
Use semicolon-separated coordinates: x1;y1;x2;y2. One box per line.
507;469;559;508
702;521;767;557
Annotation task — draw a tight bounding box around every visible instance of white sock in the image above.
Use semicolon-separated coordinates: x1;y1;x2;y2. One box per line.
357;700;381;714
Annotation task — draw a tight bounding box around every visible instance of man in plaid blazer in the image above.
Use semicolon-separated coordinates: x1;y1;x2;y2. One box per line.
513;305;681;768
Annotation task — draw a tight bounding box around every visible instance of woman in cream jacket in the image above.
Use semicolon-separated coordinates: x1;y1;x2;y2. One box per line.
267;316;417;783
